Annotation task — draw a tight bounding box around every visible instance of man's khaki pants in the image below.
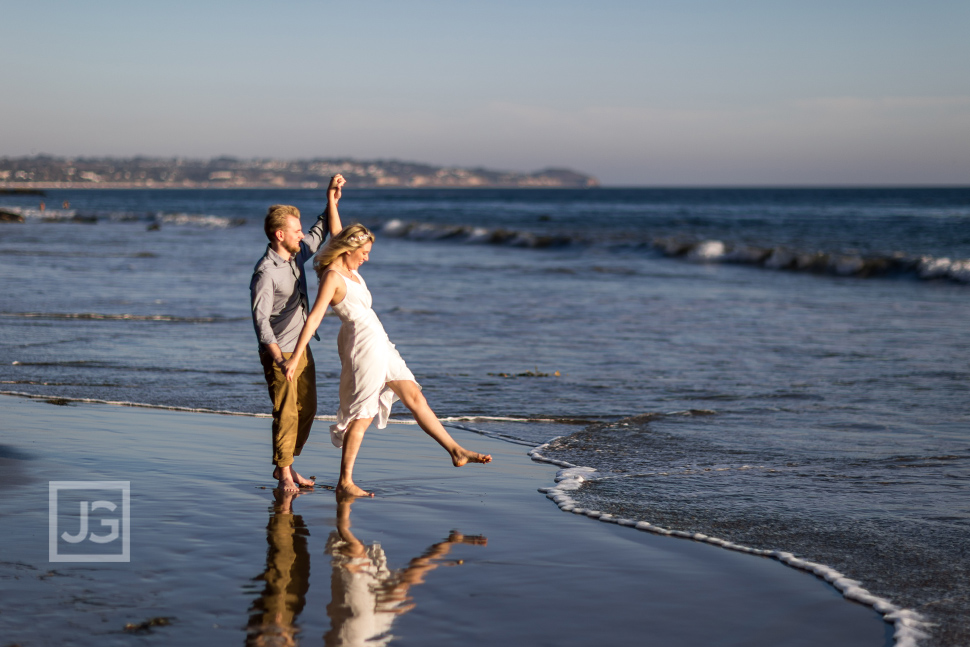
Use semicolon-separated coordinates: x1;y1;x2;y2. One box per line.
260;347;317;468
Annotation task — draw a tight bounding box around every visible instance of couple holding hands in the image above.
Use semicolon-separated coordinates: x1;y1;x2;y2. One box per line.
250;175;491;497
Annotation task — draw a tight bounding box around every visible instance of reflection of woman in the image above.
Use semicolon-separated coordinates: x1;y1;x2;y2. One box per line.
324;497;486;647
246;490;310;647
324;531;396;647
284;183;491;497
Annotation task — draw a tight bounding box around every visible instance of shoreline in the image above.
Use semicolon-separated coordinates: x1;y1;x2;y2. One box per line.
529;443;928;647
0;394;893;646
0;390;938;645
0;390;566;432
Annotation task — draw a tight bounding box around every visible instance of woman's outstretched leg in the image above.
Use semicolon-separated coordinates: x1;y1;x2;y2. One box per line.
337;417;375;498
387;380;492;466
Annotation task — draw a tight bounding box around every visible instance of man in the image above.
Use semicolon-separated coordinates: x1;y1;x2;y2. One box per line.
251;174;345;492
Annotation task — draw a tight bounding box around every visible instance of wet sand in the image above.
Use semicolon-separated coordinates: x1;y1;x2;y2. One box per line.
0;394;890;646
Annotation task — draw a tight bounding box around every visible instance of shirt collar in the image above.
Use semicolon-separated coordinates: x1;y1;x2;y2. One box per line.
266;246;293;266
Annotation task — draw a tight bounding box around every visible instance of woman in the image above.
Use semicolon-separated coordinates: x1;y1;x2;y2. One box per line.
283;185;491;497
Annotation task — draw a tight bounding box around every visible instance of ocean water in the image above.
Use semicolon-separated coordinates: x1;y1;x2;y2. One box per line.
1;187;968;645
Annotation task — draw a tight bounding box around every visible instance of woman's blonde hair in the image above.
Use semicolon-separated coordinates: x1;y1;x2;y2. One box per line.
314;224;375;278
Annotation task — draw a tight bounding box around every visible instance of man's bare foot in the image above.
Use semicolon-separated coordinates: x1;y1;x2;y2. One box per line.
274;466;300;493
273;466;315;488
451;447;492;467
273;487;302;514
336;482;373;498
291;468;316;488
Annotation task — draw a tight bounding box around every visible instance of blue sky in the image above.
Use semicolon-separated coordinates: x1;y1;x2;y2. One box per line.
2;0;968;185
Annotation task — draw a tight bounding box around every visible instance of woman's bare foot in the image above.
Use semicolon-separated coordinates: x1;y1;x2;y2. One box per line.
273;466;300;493
447;531;488;546
336;481;374;498
450;447;492;467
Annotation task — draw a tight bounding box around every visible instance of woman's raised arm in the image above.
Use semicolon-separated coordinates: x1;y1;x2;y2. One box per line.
327;175;346;238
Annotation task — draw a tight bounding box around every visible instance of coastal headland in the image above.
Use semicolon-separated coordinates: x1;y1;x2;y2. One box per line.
0;156;599;189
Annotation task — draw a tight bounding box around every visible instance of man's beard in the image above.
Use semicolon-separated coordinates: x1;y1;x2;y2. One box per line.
283;239;301;255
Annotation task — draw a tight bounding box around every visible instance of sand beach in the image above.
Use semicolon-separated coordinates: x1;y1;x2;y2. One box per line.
0;394;890;646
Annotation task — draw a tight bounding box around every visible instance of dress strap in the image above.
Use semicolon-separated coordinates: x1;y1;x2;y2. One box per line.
324;268;348;284
324;268;361;288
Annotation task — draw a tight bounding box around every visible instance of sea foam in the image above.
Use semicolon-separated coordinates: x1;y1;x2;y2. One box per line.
528;441;932;647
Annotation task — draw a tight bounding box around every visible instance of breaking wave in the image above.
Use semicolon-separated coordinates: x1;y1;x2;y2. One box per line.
0;205;245;228
0;312;246;323
373;218;970;284
657;236;970;283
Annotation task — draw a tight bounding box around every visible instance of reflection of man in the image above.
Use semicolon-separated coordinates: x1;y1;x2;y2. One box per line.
250;175;345;491
246;489;310;647
324;496;487;647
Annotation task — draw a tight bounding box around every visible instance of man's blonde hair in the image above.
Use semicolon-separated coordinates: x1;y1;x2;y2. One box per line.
264;204;301;241
314;224;375;277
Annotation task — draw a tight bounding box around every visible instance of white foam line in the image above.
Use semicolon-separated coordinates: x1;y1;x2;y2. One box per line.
0;392;565;430
0;390;429;425
662;409;717;416
0;390;277;417
580;464;776;482
441;422;539;446
528;442;932;647
438;415;565;423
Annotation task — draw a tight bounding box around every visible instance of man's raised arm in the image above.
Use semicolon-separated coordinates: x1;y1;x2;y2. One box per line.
301;174;346;254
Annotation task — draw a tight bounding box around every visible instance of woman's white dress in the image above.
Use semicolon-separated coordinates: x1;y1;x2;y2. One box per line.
328;270;418;448
324;534;398;647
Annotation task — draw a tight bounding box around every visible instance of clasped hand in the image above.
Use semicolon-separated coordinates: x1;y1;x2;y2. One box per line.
329;174;346;201
282;356;300;382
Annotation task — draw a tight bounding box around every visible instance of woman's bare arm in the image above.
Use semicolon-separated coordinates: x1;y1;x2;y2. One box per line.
327;175;346;238
283;271;345;381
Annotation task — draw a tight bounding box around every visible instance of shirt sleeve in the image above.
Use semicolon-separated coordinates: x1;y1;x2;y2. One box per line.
300;209;329;256
250;270;278;347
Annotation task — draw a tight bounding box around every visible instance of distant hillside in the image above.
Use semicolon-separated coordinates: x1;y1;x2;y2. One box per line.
0;156;598;189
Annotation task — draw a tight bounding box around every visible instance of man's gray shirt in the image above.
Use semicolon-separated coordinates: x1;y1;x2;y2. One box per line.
250;213;328;353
